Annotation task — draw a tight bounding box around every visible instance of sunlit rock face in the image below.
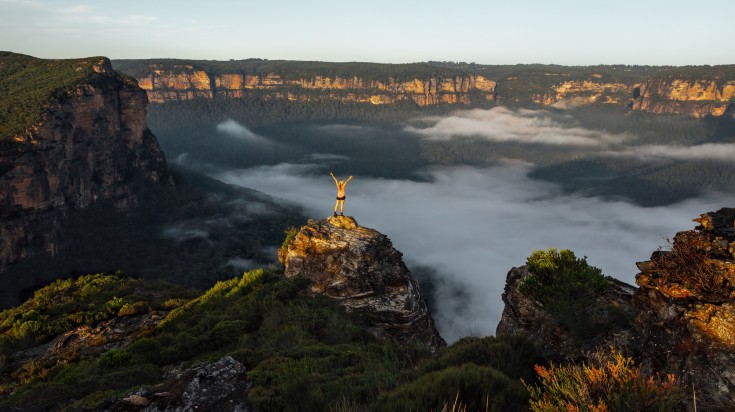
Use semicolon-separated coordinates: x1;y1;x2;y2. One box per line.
134;65;497;107
631;79;735;118
634;208;735;411
0;58;172;268
280;215;446;351
532;80;631;106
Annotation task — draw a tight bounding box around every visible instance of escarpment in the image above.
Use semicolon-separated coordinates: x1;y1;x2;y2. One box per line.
631;78;735;118
0;54;172;269
117;59;735;117
498;208;735;410
279;215;446;351
133;64;496;107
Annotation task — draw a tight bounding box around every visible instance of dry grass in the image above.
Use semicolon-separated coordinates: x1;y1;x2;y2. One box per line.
649;232;730;302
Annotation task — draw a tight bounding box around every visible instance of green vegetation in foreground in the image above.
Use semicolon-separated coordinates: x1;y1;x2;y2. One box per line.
1;269;535;411
0;51;132;144
0;272;195;355
519;249;620;341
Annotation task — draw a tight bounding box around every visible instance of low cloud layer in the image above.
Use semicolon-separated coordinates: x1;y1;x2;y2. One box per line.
605;143;735;161
406;107;628;146
217;163;735;342
216;119;272;144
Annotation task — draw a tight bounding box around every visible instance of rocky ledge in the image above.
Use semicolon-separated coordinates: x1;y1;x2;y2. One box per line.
279;215;445;351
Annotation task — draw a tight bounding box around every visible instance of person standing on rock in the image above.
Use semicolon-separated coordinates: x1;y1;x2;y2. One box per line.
330;172;352;216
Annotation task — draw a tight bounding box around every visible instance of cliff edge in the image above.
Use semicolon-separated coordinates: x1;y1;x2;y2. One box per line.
279;215;446;351
0;53;171;268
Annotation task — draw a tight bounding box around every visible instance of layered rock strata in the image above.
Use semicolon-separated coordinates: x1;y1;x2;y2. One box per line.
280;215;445;351
631;79;735;118
137;66;496;107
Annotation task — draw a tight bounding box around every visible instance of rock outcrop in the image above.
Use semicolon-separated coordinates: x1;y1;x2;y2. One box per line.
532;80;631;106
634;208;735;411
631;78;735;118
104;356;251;412
0;57;172;269
497;208;735;410
496;266;636;360
280;215;445;350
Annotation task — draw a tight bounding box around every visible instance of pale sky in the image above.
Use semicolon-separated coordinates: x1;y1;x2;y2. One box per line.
1;0;733;65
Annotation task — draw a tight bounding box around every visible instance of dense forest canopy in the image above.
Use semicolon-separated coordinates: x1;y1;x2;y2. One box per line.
0;52;135;143
113;58;669;84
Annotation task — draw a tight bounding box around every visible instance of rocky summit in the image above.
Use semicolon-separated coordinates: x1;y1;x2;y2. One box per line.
280;215;445;351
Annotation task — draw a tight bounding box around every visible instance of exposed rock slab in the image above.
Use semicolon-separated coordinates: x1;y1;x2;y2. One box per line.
102;356;251;412
281;215;445;350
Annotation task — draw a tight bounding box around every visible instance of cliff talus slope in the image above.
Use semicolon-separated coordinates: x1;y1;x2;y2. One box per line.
280;215;445;350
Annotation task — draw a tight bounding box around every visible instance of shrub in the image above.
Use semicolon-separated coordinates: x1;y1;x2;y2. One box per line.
100;350;132;369
526;349;683;412
374;364;528;412
278;226;299;263
520;249;609;339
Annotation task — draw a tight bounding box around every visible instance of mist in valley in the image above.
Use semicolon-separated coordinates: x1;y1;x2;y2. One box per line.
161;107;735;343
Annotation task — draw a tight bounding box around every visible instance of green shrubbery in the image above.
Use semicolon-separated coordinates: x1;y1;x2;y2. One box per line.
374;336;535;411
1;269;538;411
0;272;193;355
520;249;611;340
0;52;113;144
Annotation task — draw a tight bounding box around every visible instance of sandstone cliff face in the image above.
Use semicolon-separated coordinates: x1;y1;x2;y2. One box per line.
631;79;735;118
135;64;496;107
0;58;171;268
532;80;631;106
280;215;445;350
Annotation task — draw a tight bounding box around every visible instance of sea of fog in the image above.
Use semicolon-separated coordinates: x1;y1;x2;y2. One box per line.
216;161;734;342
172;107;735;343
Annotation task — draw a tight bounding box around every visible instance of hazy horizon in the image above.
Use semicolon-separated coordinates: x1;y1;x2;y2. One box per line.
1;0;733;66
